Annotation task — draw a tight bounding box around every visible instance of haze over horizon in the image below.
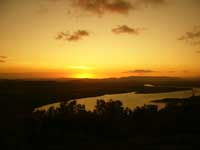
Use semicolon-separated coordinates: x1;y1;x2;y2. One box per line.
1;0;200;79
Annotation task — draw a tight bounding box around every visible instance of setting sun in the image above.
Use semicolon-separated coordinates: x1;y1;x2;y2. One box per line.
75;73;96;79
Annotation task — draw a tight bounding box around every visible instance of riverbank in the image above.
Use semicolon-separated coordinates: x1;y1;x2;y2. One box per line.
135;86;191;94
152;95;200;104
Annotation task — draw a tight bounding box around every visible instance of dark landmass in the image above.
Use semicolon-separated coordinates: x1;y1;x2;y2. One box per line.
0;76;199;125
3;96;200;150
152;98;188;103
135;86;191;94
1;76;200;149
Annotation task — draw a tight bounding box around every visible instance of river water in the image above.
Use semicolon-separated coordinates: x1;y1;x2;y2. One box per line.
35;88;200;111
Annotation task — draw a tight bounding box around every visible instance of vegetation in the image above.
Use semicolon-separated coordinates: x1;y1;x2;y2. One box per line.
2;96;200;150
1;78;200;149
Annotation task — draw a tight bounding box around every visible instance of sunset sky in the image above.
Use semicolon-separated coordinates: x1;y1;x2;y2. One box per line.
0;0;200;78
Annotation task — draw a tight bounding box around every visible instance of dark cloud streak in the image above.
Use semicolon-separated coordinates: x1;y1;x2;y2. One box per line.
0;60;5;63
74;0;132;16
73;0;167;16
0;56;7;59
125;69;156;74
112;25;144;35
178;26;200;45
0;56;7;63
56;30;89;42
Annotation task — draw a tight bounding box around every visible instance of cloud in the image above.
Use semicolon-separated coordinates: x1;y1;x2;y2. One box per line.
74;0;132;16
56;32;69;40
67;30;89;41
125;69;156;73
73;0;167;16
0;60;5;63
56;30;89;41
196;50;200;53
178;26;200;45
112;25;144;34
0;56;7;59
0;56;7;63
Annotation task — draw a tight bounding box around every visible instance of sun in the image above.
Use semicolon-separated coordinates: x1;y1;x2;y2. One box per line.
75;73;95;79
69;65;96;78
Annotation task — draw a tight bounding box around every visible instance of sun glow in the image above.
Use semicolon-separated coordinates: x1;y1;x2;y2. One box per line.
68;66;94;70
75;73;96;79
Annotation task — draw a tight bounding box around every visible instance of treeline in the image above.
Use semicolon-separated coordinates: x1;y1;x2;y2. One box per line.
6;96;199;150
33;99;158;121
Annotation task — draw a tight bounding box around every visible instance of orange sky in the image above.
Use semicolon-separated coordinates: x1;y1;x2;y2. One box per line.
0;0;200;79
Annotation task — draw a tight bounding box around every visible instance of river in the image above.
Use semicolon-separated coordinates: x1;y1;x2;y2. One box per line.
35;87;200;111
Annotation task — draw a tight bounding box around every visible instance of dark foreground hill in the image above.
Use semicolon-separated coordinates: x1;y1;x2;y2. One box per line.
2;96;200;150
0;77;200;149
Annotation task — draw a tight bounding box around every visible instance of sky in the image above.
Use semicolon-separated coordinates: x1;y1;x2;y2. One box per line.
0;0;200;79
